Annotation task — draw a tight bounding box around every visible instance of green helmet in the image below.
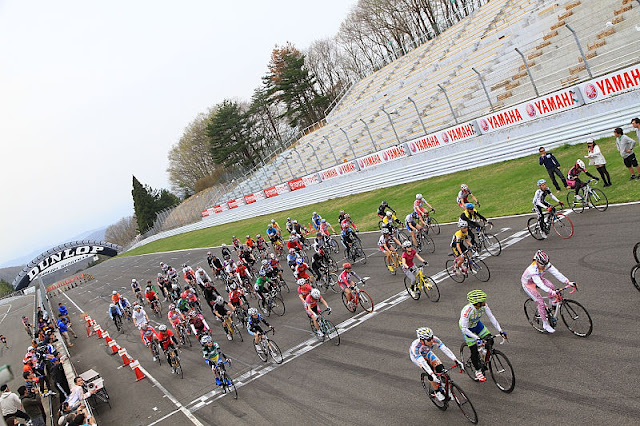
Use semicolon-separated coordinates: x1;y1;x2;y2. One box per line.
467;289;487;305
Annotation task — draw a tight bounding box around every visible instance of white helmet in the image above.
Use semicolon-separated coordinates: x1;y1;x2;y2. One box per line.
112;290;117;295
297;278;306;286
461;184;469;191
576;159;585;169
416;327;433;340
402;240;412;248
386;211;393;217
261;259;268;265
310;289;321;299
248;307;258;316
457;219;469;228
416;193;422;200
215;296;225;305
131;279;137;283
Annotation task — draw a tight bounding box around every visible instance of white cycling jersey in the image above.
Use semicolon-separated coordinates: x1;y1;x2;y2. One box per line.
409;336;458;372
532;188;559;209
133;309;148;327
521;262;569;293
459;303;502;341
195;269;211;286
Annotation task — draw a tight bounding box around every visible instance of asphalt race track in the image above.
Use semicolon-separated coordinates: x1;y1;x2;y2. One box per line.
45;203;639;425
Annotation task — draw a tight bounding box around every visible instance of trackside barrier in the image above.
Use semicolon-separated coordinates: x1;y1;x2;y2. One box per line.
108;340;119;355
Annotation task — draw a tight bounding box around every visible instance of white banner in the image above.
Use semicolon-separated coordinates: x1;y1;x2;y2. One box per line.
357;144;408;170
580;63;640;103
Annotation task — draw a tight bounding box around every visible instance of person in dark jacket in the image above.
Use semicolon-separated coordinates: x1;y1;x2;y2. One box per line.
18;386;45;426
538;147;568;192
51;357;71;400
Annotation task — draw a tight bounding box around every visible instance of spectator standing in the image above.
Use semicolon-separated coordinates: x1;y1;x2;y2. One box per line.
18;385;45;426
57;315;76;346
538;146;568;192
0;385;29;423
584;138;611;187
51;357;71;400
614;127;640;180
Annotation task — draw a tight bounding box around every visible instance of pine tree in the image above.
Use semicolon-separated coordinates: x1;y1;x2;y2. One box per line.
131;176;157;233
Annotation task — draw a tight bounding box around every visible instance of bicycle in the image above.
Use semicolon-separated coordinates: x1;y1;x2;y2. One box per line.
254;328;283;364
459;335;515;393
566;179;608;213
523;283;592;337
176;323;192;347
134;291;145;306
272;239;285;258
323;235;340;254
341;280;374;313
272;274;289;294
421;365;478;424
213;359;237;399
404;265;440;302
344;238;367;264
421;209;440;235
150;340;162;365
317;266;339;294
633;241;640;263
309;308;340;346
416;227;435;254
150;299;162;318
264;288;285;316
527;204;573;240
166;346;183;379
319;251;338;272
222;314;243;342
113;313;123;332
472;224;501;256
446;251;490;283
383;248;401;275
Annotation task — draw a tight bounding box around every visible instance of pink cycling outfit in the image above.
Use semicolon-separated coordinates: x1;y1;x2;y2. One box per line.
521;262;569;321
413;199;427;215
304;294;322;318
319;222;330;236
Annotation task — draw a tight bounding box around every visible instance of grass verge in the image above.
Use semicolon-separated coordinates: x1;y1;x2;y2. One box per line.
124;134;640;256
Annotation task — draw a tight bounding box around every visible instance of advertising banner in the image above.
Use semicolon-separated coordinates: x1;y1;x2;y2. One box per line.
319;161;359;180
288;173;320;191
407;122;477;154
579;63;640;103
357;144;408;170
264;183;289;198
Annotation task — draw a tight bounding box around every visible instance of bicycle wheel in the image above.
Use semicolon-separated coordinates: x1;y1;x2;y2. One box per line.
327;256;338;272
588;188;608;212
171;351;184;379
421;373;447;410
421;234;436;254
428;217;440;235
482;234;501;256
341;292;357;313
153;343;162;365
567;191;584;213
560;299;592;337
329;238;339;254
322;318;340;346
446;259;466;283
450;382;478;424
358;290;374;313
396;230;410;244
469;258;490;282
404;276;421;300
488;349;515;393
267;340;284;364
221;371;238;399
270;295;285;316
552;213;573;239
326;273;339;293
631;264;640;293
353;241;367;264
378;220;384;230
233;321;243;342
255;340;268;362
523;299;545;333
422;275;440;302
278;277;290;293
526;217;544;240
384;255;397;275
634;242;640;264
114;316;122;332
459;343;479;382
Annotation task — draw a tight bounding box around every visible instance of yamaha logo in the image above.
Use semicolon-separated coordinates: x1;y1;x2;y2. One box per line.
526;104;536;117
480;119;489;132
382;151;388;161
584;83;598;99
410;142;416;153
441;132;449;143
358;159;364;168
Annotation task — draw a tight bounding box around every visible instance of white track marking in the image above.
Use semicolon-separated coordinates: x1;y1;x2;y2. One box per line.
0;304;12;325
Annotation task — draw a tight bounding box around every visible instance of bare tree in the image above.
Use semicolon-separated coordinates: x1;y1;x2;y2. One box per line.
105;216;138;247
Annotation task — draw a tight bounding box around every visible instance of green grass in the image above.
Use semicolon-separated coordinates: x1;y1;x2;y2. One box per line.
124;134;640;256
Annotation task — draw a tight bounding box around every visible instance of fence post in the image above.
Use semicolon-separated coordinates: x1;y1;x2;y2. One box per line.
322;135;339;165
471;68;494;111
380;106;401;144
292;147;308;175
307;142;322;170
359;118;379;151
565;24;593;78
407;96;427;135
514;48;539;97
437;84;459;124
338;127;358;159
284;153;295;179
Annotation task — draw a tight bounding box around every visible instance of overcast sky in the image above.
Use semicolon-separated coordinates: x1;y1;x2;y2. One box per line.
0;0;357;267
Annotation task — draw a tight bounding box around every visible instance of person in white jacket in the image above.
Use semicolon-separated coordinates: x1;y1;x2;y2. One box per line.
584;138;611;187
521;250;574;333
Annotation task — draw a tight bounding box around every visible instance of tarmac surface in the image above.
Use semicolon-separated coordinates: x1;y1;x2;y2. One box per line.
32;203;640;425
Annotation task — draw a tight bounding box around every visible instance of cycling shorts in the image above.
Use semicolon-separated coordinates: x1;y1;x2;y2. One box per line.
406;221;416;232
247;324;264;336
206;354;220;368
451;245;468;257
460;322;490;346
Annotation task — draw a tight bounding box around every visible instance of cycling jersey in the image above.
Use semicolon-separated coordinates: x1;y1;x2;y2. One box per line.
221;247;232;258
401;249;417;268
340;219;357;232
256;238;267;250
459;303;502;342
196;270;212;286
312;214;322;230
450;230;469;248
521;261;569;292
405;212;419;231
213;303;229;318
460;209;486;228
160;264;169;274
377;204;395;217
304;294;321;311
131;282;141;292
111;293;121;304
297;283;313;301
295;263;310;279
266;227;278;238
167;268;178;279
108;305;122;320
167;310;184;326
182;266;195;279
319;222;330;236
133;309;147;327
414;199;427;214
145;290;157;303
338;270;362;289
254;276;270;290
229;289;244;305
456;189;472;205
533;188;559;209
247;313;270;334
202;342;222;364
156;330;175;351
246;238;255;248
180;290;197;303
409;336;457;371
378;234;393;249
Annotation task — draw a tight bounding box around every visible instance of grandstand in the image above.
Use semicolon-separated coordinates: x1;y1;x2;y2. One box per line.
164;0;639;229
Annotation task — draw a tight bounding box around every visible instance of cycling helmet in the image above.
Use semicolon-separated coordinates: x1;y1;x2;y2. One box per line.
112;290;117;295
287;217;291;221
132;279;137;283
381;228;390;234
289;235;295;241
467;289;487;305
340;209;345;214
158;325;167;332
465;203;474;209
239;245;245;250
172;284;178;289
134;305;142;310
297;278;306;286
259;270;266;276
215;296;224;305
576;159;585;169
345;213;350;219
157;273;162;277
343;262;352;269
245;235;250;239
221;243;226;247
293;220;298;224
189;311;197;317
268;224;273;228
289;248;295;253
313;211;317;215
402;240;412;248
416;327;433;340
271;219;276;223
261;259;268;265
310;289;321;299
232;236;236;239
457;219;469;228
534;250;549;265
169;304;175;310
416;193;422;200
381;201;388;207
200;335;212;345
296;258;304;264
109;303;115;308
321;218;326;223
256;234;261;238
537;179;546;186
386;211;393;217
248;308;258;316
270;253;276;259
229;283;237;290
160;262;164;266
183;263;187;268
461;184;469;190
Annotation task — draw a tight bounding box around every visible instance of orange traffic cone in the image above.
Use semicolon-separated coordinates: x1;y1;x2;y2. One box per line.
94;325;103;338
118;348;130;365
108;340;118;354
103;331;112;345
130;360;145;381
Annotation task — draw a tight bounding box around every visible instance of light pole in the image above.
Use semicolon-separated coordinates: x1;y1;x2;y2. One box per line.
359;118;378;151
470;69;493;112
323;135;339;164
307;142;322;170
380;105;401;144
407;96;427;135
338;127;357;159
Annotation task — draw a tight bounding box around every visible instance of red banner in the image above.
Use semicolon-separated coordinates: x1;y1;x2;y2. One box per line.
213;205;224;213
201;209;210;217
228;199;239;209
288;178;305;191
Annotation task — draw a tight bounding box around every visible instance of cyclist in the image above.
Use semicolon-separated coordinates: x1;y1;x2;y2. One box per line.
460;203;492;248
338;262;363;309
285;217;294;235
379;228;401;271
58;302;70;323
107;303;123;329
567;159;598;200
167;304;186;337
155;325;179;369
310;251;325;282
377;200;397;220
457;184;479;209
189;310;210;340
318;218;335;237
118;296;132;321
271;218;282;235
533;179;564;239
245;235;256;251
21;316;32;336
231;236;241;251
246;308;273;354
296;278;313;307
287;234;303;253
522;250;574;334
340;213;358;234
239;245;256;266
266;223;280;243
459;290;507;382
337;209;346;224
305;288;331;337
131;279;142;302
168;283;181;302
404;211;425;247
256;234;268;258
286;248;299;271
220;243;232;260
140;324;159;361
207;252;224;278
160;262;169;275
267;253;284;281
156;273;170;301
381;211;396;232
410;327;464;402
182;264;196;286
166;265;178;284
111;290;121;306
341;226;359;259
132;304;149;329
292;220;307;242
145;283;160;314
235;261;252;287
196;267;216;294
414;193;434;218
311;212;322;230
254;271;271;313
451;219;472;273
200;335;231;386
180;285;200;312
401;241;427;293
228;283;248;310
212;296;236;341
